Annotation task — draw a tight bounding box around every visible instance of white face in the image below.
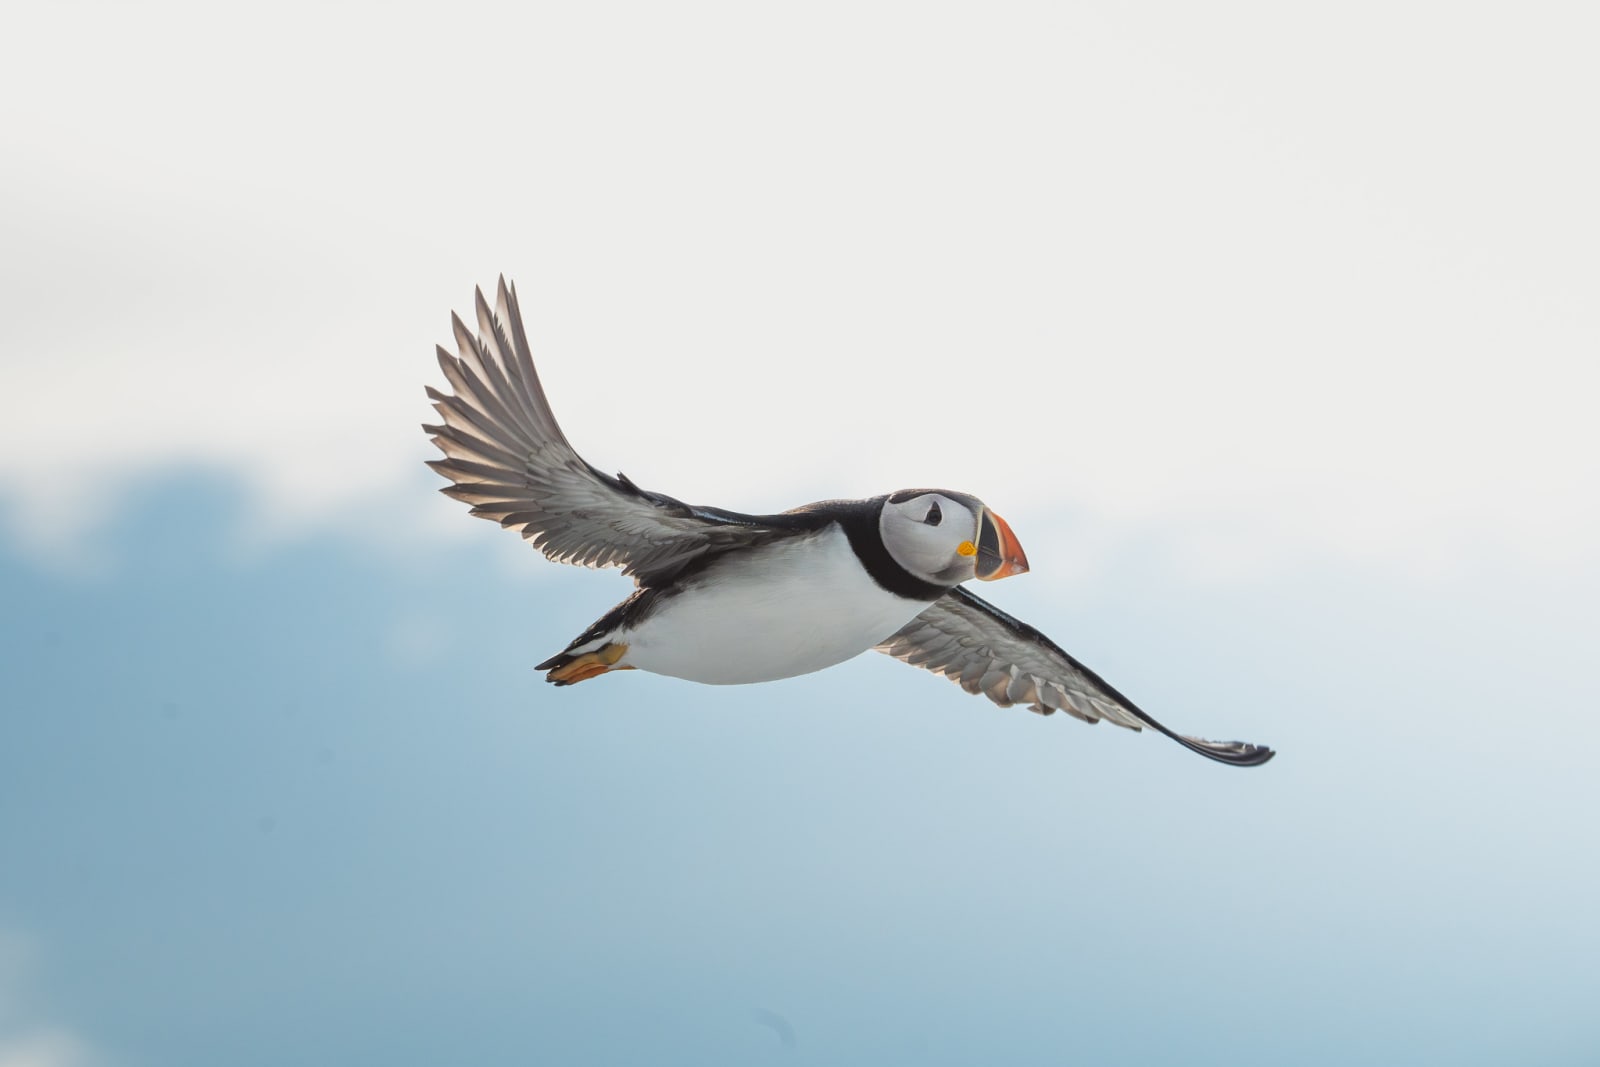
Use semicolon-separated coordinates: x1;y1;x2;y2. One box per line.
878;490;985;586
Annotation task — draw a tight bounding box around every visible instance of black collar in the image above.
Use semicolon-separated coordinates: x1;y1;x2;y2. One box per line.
831;496;949;602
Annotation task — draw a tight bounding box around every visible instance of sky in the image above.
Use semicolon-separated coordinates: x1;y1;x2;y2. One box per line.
3;2;1599;1065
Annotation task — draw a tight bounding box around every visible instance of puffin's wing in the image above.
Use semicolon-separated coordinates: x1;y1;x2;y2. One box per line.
875;586;1275;766
424;279;796;584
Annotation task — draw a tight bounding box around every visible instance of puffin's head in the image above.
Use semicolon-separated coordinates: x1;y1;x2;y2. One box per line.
878;489;1030;587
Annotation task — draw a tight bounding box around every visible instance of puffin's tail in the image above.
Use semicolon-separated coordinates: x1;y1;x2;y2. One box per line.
536;589;657;685
537;642;633;685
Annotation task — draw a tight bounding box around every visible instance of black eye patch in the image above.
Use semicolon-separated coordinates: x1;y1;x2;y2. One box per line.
923;501;942;526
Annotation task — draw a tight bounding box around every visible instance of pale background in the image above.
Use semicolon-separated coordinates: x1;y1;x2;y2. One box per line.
3;3;1597;1064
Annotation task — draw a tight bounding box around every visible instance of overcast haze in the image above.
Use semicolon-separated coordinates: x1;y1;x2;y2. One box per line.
4;3;1599;1065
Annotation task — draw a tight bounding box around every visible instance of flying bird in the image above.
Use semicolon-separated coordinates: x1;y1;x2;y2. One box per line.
423;279;1274;766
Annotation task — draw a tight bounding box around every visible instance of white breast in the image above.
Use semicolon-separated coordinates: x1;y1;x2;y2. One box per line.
620;524;932;685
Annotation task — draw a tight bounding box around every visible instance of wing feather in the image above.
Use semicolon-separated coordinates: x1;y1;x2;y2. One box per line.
424;278;803;584
877;587;1275;766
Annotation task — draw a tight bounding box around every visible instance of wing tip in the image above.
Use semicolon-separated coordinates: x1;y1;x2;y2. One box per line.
1172;734;1277;767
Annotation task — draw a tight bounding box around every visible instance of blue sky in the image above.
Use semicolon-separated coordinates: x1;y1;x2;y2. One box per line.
5;474;1597;1065
4;3;1600;1065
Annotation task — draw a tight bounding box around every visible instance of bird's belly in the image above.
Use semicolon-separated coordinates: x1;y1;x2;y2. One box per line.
622;530;932;685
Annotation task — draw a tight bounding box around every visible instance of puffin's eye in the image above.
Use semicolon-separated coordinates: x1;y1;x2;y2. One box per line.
923;501;942;526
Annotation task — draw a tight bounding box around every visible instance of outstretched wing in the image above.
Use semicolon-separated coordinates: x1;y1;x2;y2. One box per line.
876;587;1275;766
424;278;801;585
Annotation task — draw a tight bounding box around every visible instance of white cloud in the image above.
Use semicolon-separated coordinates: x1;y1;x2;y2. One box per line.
0;933;100;1067
2;2;1596;578
0;1032;96;1067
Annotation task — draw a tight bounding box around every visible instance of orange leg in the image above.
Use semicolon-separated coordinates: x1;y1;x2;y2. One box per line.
546;643;632;685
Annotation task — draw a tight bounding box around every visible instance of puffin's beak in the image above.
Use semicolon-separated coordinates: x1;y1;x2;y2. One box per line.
975;509;1029;581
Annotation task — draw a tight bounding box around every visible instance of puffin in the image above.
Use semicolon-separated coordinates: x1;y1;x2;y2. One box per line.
423;279;1274;767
